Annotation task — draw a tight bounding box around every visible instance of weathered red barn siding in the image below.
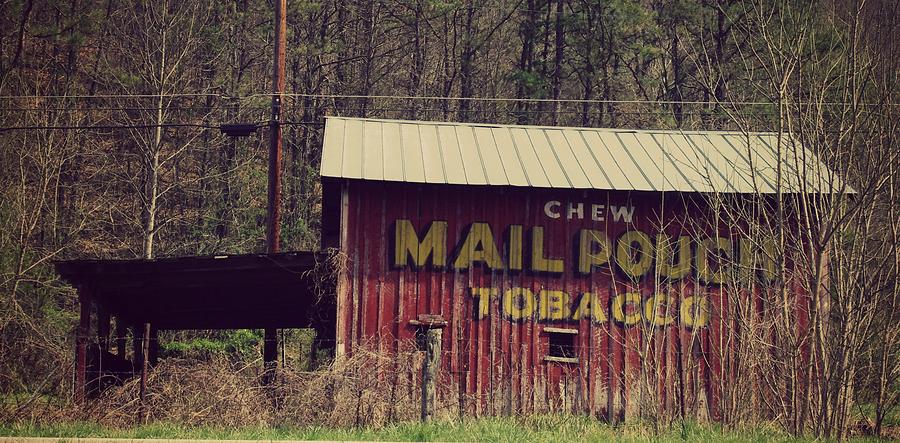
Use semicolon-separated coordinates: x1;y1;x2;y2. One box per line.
334;179;783;420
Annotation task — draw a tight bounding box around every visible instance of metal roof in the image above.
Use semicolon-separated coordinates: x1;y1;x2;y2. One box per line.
320;117;851;194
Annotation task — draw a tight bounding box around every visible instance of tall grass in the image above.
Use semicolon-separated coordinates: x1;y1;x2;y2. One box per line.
3;348;894;441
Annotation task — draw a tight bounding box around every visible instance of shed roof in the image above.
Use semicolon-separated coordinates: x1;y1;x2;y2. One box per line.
55;252;333;330
320;117;851;194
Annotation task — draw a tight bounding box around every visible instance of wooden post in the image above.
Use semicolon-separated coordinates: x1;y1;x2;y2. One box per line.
74;289;92;404
266;0;285;255
261;0;287;390
263;328;278;385
148;326;159;366
421;328;442;422
138;322;150;424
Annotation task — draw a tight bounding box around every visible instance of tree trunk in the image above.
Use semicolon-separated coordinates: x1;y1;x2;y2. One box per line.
458;3;476;121
515;0;537;124
143;94;163;260
551;0;564;125
670;25;684;127
714;1;728;105
409;1;424;119
143;20;167;260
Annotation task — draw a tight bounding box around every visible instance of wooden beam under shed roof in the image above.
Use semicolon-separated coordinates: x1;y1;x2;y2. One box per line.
54;251;334;331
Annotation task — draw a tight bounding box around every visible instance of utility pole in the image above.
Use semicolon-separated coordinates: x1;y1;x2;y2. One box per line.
263;0;286;387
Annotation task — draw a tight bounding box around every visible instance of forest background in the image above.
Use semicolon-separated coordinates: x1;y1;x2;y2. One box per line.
0;0;897;439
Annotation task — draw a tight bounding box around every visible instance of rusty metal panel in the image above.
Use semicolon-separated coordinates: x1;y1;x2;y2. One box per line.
321;117;850;194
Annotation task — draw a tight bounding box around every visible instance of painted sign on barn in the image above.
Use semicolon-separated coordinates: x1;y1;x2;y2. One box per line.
330;180;783;420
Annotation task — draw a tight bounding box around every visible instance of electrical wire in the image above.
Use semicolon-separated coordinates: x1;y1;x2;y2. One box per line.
0;93;232;99
0;121;320;133
1;93;895;107
0;106;271;112
285;93;784;105
0;123;222;133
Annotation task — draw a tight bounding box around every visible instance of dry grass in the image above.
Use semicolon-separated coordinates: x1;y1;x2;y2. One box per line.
3;342;894;440
4;341;464;429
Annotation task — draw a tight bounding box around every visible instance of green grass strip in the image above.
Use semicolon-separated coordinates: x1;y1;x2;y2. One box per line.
0;415;886;442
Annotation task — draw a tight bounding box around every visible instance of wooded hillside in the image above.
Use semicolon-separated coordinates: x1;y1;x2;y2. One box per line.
1;0;897;438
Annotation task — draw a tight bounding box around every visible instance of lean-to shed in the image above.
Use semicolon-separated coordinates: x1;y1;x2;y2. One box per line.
319;117;848;420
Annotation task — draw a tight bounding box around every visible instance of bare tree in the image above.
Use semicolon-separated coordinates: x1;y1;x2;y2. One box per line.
102;0;211;259
688;0;900;437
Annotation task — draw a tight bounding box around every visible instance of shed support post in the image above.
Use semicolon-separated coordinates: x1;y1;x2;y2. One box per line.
148;326;159;366
138;322;150;424
263;328;278;385
74;288;92;404
421;328;442;422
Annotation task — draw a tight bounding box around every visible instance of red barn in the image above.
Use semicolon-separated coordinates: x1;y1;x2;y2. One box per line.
319;117;845;420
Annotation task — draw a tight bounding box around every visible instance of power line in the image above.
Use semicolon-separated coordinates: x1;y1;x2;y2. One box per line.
2;93;896;107
285;93;782;105
0;108;781;117
282;94;900;107
0;93;231;100
0;121;320;133
0;106;271;112
0;123;220;133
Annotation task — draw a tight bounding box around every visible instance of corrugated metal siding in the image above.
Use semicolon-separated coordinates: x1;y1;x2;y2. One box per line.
320;117;850;194
335;182;810;419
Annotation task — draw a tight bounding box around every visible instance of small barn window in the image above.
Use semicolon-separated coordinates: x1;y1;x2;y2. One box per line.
544;327;578;363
